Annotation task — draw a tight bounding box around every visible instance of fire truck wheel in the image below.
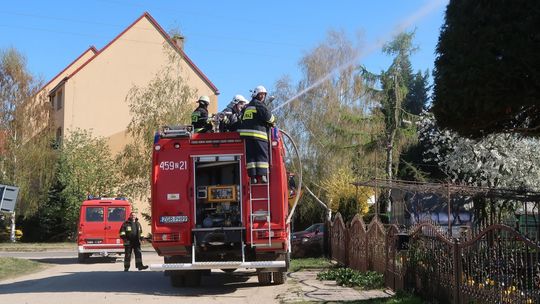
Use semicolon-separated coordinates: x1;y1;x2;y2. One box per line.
170;273;185;287
257;272;272;285
184;271;202;287
221;268;236;273
272;271;287;284
77;253;90;263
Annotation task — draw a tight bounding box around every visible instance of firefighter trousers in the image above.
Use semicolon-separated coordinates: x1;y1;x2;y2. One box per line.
124;241;144;269
245;138;269;177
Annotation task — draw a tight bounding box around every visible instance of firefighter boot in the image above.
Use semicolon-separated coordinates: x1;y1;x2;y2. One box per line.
260;175;268;184
138;265;148;271
251;177;258;184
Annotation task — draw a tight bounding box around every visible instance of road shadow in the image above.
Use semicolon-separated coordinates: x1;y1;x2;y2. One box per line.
30;256;118;265
0;269;258;296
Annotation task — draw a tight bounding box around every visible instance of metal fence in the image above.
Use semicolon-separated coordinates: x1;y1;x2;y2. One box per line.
329;214;540;304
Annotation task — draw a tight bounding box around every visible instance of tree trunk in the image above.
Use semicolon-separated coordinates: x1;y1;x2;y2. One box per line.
383;74;402;214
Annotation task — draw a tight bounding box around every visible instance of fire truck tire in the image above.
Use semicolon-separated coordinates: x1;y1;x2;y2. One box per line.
170;273;185;287
257;272;272;285
273;271;287;284
221;268;236;273
184;271;202;287
77;253;90;263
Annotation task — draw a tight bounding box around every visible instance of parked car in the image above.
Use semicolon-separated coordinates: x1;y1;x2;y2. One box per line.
291;223;325;257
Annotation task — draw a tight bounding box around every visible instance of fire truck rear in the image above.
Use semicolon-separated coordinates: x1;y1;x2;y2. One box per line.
150;125;292;287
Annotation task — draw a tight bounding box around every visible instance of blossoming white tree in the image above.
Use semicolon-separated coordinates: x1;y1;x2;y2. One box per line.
418;113;540;192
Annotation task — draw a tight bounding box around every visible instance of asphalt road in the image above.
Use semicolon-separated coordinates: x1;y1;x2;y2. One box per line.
0;250;289;304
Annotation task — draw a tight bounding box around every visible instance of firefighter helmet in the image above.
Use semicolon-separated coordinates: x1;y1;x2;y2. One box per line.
197;95;210;106
251;85;267;98
232;94;248;105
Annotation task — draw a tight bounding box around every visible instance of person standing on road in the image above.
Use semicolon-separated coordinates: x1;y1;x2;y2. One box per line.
119;212;148;271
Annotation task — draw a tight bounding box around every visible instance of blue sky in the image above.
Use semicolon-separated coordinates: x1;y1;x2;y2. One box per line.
0;0;448;109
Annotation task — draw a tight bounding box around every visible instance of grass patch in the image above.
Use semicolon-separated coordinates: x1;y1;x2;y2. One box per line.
289;257;333;272
0;257;48;281
317;268;384;289
0;242;75;252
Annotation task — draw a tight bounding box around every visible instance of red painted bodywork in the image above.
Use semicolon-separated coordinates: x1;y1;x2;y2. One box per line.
151;129;290;257
77;198;131;253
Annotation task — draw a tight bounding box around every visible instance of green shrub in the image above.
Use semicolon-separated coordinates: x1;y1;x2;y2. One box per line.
317;268;384;289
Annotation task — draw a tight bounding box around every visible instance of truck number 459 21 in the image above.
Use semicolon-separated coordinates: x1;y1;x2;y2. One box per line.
159;161;187;171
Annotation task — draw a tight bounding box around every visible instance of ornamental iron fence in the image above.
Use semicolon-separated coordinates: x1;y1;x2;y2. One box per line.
329;214;540;304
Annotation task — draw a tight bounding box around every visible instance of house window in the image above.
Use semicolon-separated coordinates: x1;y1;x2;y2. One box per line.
49;94;55;109
56;127;62;146
56;89;63;110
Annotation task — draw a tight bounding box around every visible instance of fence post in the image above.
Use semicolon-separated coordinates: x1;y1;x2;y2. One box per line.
453;238;461;304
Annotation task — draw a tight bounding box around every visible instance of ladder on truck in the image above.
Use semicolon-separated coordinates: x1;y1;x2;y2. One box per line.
248;133;273;247
249;179;272;247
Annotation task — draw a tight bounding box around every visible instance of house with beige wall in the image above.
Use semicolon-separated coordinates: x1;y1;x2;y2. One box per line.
37;12;219;230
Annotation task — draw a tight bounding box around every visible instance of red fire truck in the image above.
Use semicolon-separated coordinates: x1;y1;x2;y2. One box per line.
150;125;297;287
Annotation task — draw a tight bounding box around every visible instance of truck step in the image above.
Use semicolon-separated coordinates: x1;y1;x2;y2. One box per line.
149;260;286;271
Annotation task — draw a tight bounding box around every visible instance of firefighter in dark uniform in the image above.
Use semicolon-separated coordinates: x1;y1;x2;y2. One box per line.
220;94;248;132
191;95;212;133
119;212;148;271
239;85;276;184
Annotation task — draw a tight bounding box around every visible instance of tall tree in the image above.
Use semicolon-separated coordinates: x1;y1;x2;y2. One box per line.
433;0;540;137
0;47;57;217
404;70;430;115
118;47;196;200
273;30;378;226
56;129;120;232
373;31;419;212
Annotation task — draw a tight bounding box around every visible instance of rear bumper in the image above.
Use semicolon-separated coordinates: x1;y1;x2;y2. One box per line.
78;244;124;254
150;260;286;271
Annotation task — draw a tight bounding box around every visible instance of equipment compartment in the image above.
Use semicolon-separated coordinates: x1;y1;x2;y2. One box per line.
194;159;242;229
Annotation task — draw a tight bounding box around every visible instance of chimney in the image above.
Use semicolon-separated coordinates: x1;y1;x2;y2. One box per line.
172;35;185;50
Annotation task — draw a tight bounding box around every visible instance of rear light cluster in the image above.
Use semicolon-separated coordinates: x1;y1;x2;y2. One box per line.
153;233;181;242
257;230;285;239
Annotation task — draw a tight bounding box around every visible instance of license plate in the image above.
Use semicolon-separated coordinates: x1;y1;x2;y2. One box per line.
160;215;188;224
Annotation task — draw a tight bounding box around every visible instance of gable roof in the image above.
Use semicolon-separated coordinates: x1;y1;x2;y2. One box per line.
66;12;219;94
39;46;98;93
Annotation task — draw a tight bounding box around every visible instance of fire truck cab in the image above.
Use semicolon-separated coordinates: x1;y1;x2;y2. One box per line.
150;125;291;287
77;197;131;262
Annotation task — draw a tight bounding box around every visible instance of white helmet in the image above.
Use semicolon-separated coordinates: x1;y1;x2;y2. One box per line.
232;94;248;105
251;85;267;98
197;95;210;106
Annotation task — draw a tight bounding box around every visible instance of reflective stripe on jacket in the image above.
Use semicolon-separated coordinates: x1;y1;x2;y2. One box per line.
192;106;211;132
119;219;143;241
239;99;275;141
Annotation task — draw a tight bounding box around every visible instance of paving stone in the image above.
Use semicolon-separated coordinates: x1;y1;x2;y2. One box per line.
279;269;395;303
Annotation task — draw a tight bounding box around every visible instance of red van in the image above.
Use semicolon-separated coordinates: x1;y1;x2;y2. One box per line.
77;197;132;262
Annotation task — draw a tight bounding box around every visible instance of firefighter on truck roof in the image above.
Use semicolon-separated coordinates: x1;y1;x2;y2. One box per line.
119;212;148;271
191;95;212;133
239;85;276;184
220;94;248;132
